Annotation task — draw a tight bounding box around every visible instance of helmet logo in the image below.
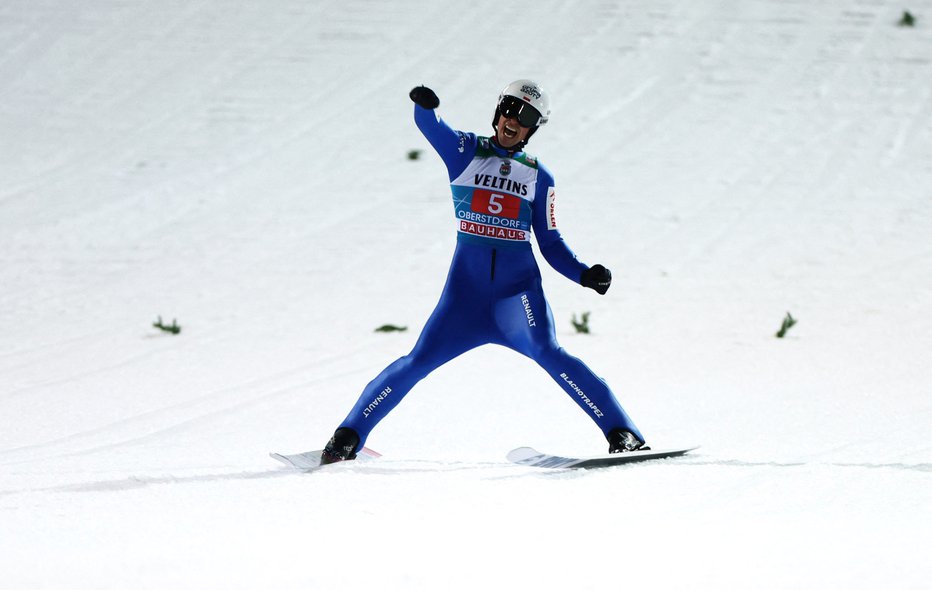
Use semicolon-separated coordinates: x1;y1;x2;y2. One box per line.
500;160;511;176
520;84;542;100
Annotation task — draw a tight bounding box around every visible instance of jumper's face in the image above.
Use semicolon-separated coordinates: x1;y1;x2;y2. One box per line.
495;113;531;149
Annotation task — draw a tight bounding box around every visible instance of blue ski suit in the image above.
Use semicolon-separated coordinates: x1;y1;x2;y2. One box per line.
338;104;643;448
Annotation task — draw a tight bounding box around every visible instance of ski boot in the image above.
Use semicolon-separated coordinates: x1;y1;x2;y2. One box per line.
321;427;360;465
607;428;650;453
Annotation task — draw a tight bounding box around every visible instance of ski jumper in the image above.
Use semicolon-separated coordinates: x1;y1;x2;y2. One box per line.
338;104;643;448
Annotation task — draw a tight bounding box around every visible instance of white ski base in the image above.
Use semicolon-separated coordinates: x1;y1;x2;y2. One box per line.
270;447;382;470
507;446;698;469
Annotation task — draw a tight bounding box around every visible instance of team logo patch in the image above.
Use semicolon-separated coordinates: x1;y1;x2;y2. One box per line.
500;160;511;177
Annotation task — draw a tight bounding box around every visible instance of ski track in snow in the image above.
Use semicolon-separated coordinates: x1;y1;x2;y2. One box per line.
3;454;928;499
1;1;931;588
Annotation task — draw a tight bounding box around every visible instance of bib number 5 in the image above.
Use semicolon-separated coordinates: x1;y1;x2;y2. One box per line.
472;189;521;219
487;193;504;214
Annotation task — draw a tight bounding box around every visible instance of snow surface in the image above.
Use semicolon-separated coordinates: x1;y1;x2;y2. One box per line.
2;1;931;588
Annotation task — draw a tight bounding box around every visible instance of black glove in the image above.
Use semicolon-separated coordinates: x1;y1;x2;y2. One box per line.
409;85;439;109
581;264;612;295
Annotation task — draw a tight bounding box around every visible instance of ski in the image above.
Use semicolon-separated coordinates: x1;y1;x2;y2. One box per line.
270;447;382;470
507;446;697;469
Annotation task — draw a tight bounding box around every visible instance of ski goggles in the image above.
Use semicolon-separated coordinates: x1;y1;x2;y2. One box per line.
498;95;544;128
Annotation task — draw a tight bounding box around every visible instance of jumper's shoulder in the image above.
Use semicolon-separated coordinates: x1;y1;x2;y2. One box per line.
514;151;541;170
531;157;553;187
456;130;480;154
